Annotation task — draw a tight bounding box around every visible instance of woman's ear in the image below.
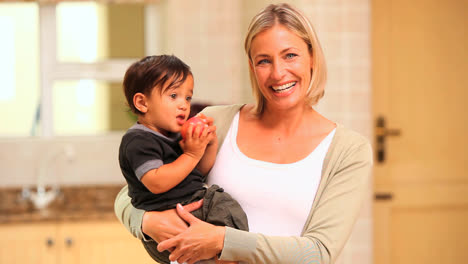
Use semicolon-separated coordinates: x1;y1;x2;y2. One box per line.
133;93;148;113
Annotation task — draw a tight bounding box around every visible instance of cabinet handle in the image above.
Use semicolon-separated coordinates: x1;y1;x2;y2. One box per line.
46;237;54;247
65;237;73;247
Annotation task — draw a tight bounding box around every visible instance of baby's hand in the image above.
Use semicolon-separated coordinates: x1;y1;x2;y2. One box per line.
179;122;211;160
197;114;217;145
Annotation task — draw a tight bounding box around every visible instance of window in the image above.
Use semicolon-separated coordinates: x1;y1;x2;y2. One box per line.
0;3;39;137
0;2;156;137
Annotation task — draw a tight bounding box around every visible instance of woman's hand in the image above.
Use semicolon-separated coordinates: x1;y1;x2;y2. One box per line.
157;203;226;264
142;200;203;243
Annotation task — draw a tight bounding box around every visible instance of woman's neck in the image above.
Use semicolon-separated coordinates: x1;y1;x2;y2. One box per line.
256;104;316;136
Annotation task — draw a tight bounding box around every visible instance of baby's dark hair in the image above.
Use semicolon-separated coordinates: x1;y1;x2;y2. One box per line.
123;55;192;115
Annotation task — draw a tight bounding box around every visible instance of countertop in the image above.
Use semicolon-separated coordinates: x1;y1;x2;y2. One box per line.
0;185;125;223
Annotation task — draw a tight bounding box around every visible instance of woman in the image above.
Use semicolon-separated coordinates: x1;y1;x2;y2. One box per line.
114;3;372;264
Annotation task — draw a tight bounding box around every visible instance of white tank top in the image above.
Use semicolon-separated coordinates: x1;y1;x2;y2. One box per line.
207;113;335;236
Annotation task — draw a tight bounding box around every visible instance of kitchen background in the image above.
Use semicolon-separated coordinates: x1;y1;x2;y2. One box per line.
0;0;465;264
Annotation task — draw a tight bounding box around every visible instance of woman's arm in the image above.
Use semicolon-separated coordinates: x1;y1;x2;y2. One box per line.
114;185;146;239
157;138;373;264
114;185;203;242
157;204;226;263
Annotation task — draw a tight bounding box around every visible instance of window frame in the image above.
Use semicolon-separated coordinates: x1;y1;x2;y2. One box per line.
38;3;159;137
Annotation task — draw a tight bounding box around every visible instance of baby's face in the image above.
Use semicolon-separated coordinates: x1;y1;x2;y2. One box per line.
143;75;194;136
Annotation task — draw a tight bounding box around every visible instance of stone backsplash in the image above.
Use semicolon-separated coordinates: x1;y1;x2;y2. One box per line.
0;185;124;223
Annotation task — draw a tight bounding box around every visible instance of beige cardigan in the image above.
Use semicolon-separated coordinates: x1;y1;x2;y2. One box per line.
114;104;373;263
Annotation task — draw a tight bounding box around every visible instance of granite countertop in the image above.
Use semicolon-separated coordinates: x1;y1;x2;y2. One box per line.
0;185;125;224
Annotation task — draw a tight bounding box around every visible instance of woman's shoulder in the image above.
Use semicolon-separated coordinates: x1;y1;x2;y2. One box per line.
200;104;246;149
332;124;372;154
201;104;246;129
201;104;245;117
324;124;373;173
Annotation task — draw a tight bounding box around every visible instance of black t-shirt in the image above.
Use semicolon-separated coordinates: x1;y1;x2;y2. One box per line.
119;123;205;211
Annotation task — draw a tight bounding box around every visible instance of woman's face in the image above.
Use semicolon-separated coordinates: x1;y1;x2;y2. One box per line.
249;24;312;112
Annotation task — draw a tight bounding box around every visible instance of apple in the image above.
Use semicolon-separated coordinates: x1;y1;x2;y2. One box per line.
181;116;207;140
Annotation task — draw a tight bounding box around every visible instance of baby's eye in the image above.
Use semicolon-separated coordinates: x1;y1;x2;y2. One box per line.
186;96;192;101
170;93;177;99
285;53;297;59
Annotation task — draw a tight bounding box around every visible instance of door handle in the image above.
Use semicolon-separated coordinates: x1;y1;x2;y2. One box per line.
374;192;393;201
375;116;401;163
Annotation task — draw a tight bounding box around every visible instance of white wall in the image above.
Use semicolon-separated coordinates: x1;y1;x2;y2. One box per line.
0;134;124;187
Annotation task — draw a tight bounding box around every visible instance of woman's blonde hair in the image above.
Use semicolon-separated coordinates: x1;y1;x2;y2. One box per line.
244;3;327;115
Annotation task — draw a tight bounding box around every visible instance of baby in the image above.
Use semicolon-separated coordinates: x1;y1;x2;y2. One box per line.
118;55;247;264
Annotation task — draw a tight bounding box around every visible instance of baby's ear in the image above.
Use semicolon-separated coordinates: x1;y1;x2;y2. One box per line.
133;93;148;113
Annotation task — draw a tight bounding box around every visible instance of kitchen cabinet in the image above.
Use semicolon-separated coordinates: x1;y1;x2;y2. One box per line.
0;222;56;263
0;220;156;264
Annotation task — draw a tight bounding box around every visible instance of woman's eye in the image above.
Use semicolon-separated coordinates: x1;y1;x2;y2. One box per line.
257;59;270;65
170;93;177;99
286;53;297;59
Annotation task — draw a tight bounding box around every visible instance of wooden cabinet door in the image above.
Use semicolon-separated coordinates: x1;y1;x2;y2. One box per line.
58;220;156;264
372;0;468;263
0;223;58;264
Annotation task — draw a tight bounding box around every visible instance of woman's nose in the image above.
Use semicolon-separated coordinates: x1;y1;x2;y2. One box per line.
271;60;286;80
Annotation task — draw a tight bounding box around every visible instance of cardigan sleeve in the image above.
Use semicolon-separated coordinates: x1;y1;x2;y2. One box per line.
218;137;373;264
114;185;148;241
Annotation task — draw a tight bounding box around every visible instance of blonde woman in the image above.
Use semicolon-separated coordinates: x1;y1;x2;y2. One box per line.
115;3;372;264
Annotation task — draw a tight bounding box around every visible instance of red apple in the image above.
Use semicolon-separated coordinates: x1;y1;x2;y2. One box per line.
181;116;207;140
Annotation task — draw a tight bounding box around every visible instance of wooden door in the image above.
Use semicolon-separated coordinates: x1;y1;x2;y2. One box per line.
58;220;156;264
372;0;468;263
0;223;58;264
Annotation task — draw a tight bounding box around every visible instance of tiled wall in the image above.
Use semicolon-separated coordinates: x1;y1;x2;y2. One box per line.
160;0;246;105
0;0;372;263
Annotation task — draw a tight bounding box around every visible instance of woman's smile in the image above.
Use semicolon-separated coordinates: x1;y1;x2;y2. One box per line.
271;81;297;93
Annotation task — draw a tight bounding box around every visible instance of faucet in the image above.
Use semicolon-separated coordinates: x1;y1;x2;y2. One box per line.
21;145;75;210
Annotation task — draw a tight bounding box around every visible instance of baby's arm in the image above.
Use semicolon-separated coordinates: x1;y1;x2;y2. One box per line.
142;123;210;194
141;152;201;194
196;114;218;175
197;138;218;175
